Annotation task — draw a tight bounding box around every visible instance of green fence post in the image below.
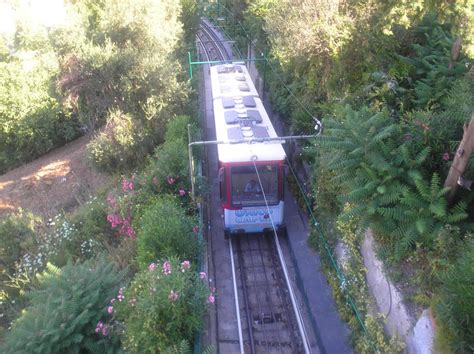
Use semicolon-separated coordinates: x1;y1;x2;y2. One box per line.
188;51;193;80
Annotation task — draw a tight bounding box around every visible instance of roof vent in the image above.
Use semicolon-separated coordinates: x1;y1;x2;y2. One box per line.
243;96;256;107
222;98;235;109
238;83;250;92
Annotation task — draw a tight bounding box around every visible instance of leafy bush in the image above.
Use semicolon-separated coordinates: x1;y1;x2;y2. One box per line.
0;210;40;335
164;114;198;143
87;109;150;172
57;0;190;142
319;105;467;259
434;242;474;353
2;258;127;354
0;56;80;173
0;210;38;272
398;13;470;110
140;138;191;196
115;257;212;353
44;198;116;266
136;197;201;270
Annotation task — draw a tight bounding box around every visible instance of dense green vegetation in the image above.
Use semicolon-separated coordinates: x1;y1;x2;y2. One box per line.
209;0;473;352
1;1;211;352
2;0;473;352
0;0;196;174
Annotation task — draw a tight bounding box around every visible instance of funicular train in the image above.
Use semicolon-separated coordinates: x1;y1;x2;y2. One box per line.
210;63;287;237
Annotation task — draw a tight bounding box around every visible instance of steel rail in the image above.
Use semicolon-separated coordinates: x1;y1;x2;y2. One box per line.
265;234;304;353
250;155;312;354
199;20;229;61
229;237;245;354
235;237;256;353
200;19;232;60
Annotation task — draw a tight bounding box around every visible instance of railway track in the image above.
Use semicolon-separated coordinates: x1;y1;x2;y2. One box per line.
197;18;232;62
231;233;308;353
197;19;314;354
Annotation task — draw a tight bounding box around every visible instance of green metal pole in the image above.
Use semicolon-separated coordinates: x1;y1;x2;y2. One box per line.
263;53;267;93
188;51;193;80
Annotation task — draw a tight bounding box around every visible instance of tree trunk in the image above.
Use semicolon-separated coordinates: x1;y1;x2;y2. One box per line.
444;112;474;203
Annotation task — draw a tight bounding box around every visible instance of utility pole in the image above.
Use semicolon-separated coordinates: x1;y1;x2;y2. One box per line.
444;112;474;203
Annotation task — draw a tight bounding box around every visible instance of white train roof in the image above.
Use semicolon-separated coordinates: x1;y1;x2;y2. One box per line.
210;64;286;164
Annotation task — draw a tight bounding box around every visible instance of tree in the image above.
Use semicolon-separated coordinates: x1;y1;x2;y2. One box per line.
444;113;474;202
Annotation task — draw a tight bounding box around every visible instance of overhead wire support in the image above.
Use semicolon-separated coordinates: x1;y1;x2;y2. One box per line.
187;124;322;202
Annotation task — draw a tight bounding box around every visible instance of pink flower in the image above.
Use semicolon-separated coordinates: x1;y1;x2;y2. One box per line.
181;260;191;271
208;294;215;304
95;320;104;333
148;262;157;271
122;178;135;192
117;287;125;301
179;189;186;196
107;306;113;314
168;290;179;302
210;287;216;294
167;176;176;185
162;261;172;275
101;325;109;336
107;195;118;208
119;217;135;238
107;214;122;228
442;152;450;161
193;225;199;234
199;272;207;280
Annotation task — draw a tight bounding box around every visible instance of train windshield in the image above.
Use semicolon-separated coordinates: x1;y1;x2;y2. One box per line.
230;164;279;206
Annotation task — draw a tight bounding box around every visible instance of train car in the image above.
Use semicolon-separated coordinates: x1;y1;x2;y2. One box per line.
210;63;287;237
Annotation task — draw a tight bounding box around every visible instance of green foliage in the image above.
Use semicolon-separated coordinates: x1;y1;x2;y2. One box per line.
139;137;191;198
2;258;127;353
0;210;38;272
398;13;470;110
434;241;474;353
319;105;467;259
0;210;40;335
312;209;404;353
57;0;190;140
378;173;467;257
179;0;200;45
164;114;198;143
47;198;115;266
115;257;210;353
136;197;201;270
87;109;149;172
0;55;80;173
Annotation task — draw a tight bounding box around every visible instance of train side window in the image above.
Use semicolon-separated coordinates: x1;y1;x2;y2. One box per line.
219;167;226;202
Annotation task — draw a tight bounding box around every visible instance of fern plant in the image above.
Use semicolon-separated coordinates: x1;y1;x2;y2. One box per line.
2;258;127;354
398;13;470;110
375;173;467;257
434;242;474;353
317;105;467;259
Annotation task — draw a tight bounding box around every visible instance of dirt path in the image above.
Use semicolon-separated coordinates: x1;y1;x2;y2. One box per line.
0;135;111;219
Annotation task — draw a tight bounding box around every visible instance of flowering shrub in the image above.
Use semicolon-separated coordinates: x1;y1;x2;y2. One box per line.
0;210;41;333
136;196;201;270
106;178;136;239
2;258;127;353
140;139;190;197
87;109;150;172
0;210;38;272
114;257;213;353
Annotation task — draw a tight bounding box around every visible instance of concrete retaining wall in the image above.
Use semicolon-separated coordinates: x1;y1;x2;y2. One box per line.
360;230;435;353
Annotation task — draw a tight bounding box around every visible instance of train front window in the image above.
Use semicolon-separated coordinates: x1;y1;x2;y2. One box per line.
230;165;279;206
